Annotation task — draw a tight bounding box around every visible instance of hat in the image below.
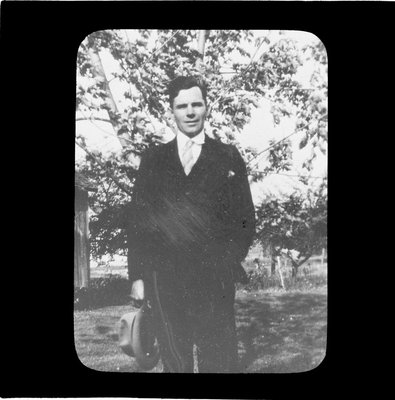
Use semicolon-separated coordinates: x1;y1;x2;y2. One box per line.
119;302;160;371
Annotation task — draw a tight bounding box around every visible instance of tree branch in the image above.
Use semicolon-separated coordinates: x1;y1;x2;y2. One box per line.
247;113;327;167
208;37;266;114
76;116;112;123
286;249;312;269
139;29;183;71
75;139;133;197
297;253;313;268
123;30;186;137
77;107;136;145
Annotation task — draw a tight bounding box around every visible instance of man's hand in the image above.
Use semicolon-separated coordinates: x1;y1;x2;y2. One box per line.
130;279;145;301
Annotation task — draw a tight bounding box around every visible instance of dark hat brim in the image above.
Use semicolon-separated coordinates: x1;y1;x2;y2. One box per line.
131;303;160;370
119;303;160;371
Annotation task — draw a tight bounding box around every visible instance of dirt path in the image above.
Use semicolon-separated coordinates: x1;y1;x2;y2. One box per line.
74;286;327;373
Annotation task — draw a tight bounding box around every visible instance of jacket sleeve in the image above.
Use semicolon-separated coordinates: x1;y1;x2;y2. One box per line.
227;146;256;262
126;150;155;282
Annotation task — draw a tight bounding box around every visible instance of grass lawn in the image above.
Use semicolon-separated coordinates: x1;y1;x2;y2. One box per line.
74;284;327;373
236;285;327;373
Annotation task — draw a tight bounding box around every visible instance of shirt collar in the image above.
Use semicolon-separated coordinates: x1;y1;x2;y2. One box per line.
177;130;205;148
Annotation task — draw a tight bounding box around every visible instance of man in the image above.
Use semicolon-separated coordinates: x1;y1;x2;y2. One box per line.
127;76;255;373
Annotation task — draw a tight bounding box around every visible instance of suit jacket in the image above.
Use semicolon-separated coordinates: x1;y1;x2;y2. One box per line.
127;135;256;284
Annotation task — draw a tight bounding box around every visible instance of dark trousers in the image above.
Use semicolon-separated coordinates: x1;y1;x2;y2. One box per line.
146;258;239;373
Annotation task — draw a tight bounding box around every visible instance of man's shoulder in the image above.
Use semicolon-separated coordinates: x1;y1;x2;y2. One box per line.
141;138;175;159
206;136;239;159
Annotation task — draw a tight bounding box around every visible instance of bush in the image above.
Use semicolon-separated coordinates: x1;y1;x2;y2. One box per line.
239;267;280;291
238;265;327;292
74;275;131;310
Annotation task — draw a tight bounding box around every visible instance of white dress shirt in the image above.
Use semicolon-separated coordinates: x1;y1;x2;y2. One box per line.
176;130;205;170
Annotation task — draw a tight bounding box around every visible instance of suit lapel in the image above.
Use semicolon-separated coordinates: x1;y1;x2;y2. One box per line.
163;138;185;178
187;135;218;181
162;135;219;182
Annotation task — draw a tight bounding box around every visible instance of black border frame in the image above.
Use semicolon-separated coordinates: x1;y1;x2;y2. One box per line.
2;0;390;398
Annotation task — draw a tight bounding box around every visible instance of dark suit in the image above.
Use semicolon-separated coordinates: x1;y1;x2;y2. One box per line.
127;135;255;372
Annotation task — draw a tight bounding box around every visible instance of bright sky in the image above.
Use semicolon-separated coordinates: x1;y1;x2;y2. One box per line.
76;30;327;202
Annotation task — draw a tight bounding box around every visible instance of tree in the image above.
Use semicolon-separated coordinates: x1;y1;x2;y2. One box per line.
256;179;327;278
76;30;327;261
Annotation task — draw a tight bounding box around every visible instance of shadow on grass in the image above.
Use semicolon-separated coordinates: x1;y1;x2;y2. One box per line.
74;288;327;373
236;288;327;373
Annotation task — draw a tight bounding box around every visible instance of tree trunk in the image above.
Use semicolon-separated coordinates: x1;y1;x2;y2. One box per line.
196;30;209;73
321;247;325;267
87;48;119;114
87;47;130;149
277;256;285;289
271;253;276;276
291;261;298;279
197;30;208;57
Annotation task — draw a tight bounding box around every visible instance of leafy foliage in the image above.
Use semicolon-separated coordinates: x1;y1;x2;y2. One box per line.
76;30;327;261
255;180;327;276
239;264;327;292
74;275;131;310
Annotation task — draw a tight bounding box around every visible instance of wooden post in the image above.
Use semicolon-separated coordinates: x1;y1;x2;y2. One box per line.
74;189;90;288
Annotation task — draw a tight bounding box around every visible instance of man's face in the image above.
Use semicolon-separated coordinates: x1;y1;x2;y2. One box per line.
172;86;207;138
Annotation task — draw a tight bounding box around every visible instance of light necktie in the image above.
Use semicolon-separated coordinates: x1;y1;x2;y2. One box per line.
181;140;195;176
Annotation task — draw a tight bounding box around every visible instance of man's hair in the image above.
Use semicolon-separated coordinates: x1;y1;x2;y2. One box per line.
168;76;207;108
